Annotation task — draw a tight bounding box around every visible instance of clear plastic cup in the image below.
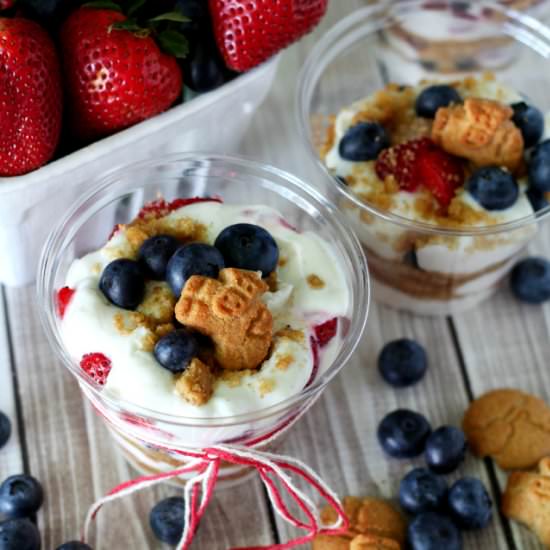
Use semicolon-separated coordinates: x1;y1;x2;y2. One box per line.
297;0;550;316
37;154;369;485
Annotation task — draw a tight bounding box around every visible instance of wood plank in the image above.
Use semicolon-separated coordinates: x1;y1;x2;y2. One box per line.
452;226;550;550
4;286;275;549
0;288;24;478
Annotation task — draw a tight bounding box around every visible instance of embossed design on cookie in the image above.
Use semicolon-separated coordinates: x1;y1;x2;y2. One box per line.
175;268;273;370
503;457;550;548
463;389;550;470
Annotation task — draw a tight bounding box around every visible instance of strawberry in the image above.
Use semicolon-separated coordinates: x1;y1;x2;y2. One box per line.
375;138;433;192
80;353;112;386
137;196;222;220
209;0;328;72
56;286;75;318
60;7;183;141
417;145;463;208
314;318;338;347
0;18;62;176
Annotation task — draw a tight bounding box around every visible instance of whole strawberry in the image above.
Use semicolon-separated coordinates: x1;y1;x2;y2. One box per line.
209;0;328;72
0;18;62;176
60;7;183;141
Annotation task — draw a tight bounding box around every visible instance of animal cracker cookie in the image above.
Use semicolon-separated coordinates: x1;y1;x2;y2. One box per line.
463;389;550;470
431;97;524;171
312;496;406;549
502;457;550;548
175;267;273;370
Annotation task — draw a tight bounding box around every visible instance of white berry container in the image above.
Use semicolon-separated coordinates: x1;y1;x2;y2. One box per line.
0;57;278;287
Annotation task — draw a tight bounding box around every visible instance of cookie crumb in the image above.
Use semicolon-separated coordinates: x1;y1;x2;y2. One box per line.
137;281;176;324
275;354;294;371
275;327;305;343
259;378;275;397
278;257;288;267
175;358;214;406
307;274;326;289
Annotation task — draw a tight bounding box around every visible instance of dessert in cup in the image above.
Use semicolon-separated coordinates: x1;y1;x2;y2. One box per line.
298;1;550;315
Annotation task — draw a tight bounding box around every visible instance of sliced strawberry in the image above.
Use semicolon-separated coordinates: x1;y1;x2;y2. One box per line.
80;353;112;386
417;145;463;208
137;197;223;220
314;318;338;347
306;335;320;388
56;287;75;319
375;138;433;192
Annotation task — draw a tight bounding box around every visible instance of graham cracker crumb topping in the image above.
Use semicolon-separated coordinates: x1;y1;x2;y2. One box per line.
275;354;294;371
307;274;326;289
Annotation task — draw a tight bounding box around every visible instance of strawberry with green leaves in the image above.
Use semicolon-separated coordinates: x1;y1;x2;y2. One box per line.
60;2;188;141
0;17;63;176
209;0;328;72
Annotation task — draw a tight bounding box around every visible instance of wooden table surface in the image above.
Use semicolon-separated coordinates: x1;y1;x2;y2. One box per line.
2;1;550;548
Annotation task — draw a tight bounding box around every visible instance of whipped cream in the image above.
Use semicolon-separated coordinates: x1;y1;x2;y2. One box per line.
61;202;350;418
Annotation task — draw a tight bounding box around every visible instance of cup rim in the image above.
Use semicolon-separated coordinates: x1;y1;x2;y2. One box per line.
296;0;550;237
37;153;370;427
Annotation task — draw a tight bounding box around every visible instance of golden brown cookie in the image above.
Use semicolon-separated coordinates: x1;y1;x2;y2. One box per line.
313;496;406;549
174;358;214;406
175;268;273;370
502;457;550;547
431;97;524;171
463;389;550;470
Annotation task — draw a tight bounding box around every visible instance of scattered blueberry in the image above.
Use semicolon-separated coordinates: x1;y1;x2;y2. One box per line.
138;235;180;280
55;543;92;550
0;413;11;449
377;409;432;459
399;468;448;515
526;186;549;212
99;259;145;310
407;512;462;550
338;122;390;161
510;257;550;304
214;223;279;277
448;477;492;529
415;85;462;118
511;102;544;148
0;518;40;550
150;496;185;545
378;339;428;388
466;166;519;210
424;426;467;474
154;330;198;374
0;475;43;520
529;140;550;192
166;243;225;296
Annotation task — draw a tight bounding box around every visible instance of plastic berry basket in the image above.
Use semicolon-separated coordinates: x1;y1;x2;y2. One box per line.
0;58;278;288
297;0;550;316
37;153;370;486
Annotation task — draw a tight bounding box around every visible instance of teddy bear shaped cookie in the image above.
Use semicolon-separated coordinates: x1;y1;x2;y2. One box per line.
502;456;550;548
175;267;273;371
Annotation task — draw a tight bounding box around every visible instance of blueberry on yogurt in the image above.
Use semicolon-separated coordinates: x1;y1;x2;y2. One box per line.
511;102;544;148
415;85;462;118
338;122;390;161
99;259;145;310
153;329;199;373
466;167;519;210
529;140;550;193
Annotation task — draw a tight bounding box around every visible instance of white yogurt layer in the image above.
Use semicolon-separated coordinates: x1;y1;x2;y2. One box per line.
62;202;350;418
327;78;537;282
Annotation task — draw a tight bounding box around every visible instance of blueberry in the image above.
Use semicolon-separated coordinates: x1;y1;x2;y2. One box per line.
0;413;11;449
415;85;462;118
154;329;198;373
407;512;462;550
466;166;519;210
0;475;43;520
99;259;145;310
448;477;492;529
166;243;225;296
424;426;467;474
214;224;279;277
377;409;432;459
378;339;427;388
55;543;92;550
338;122;390;161
511;102;544;148
150;496;185;545
510;257;550;304
526;186;549;212
0;518;40;550
399;468;448;515
138;235;180;280
529;139;550;192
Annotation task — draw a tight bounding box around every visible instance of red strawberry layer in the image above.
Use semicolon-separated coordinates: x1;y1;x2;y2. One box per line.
80;353;112;386
137;197;223;220
56;287;75;318
314;318;338;347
